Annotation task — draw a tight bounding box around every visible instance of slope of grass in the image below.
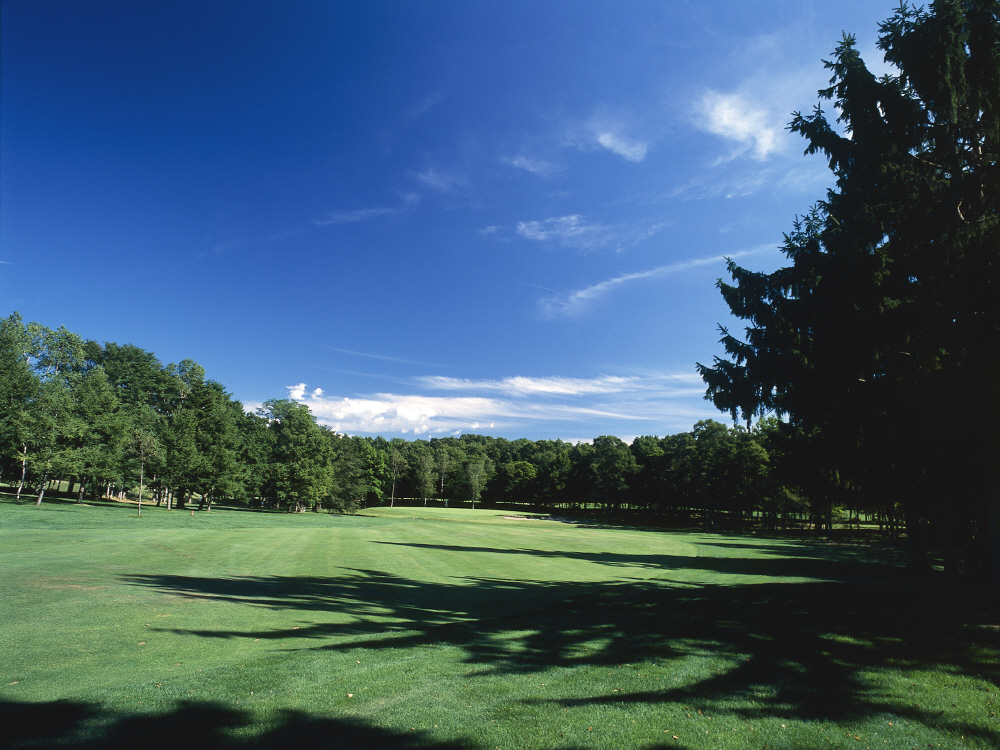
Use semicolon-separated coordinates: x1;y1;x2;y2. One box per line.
2;495;997;749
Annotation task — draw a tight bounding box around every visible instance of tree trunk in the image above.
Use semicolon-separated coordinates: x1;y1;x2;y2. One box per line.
36;469;50;506
16;445;27;501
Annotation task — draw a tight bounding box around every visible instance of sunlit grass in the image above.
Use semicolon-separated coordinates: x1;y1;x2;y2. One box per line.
2;494;997;749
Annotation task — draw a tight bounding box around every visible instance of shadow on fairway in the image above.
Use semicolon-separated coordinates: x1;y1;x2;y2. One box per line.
371;539;902;578
1;698;477;750
1;698;708;750
122;542;999;739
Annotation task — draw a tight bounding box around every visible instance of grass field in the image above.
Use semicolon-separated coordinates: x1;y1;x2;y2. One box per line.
2;496;997;749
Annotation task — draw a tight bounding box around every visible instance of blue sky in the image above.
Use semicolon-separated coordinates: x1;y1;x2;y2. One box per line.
1;0;897;442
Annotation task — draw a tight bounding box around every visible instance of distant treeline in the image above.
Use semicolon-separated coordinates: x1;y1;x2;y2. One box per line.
1;313;897;531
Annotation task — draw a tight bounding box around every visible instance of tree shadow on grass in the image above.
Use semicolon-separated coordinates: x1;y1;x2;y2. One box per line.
3;697;711;750
372;539;904;580
1;698;472;750
123;551;999;739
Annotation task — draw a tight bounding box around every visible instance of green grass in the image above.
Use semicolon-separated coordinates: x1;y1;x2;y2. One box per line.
2;496;997;749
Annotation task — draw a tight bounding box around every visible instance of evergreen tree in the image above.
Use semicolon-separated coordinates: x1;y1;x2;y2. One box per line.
697;1;999;582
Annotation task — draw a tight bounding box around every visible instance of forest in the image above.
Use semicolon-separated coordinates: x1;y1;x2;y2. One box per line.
1;312;844;532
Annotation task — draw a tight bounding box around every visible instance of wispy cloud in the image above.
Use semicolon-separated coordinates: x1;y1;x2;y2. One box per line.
506;214;665;253
540;245;778;317
204;225;310;256
410;92;442;118
314;192;421;226
695;90;781;161
314;207;397;226
413;167;468;193
278;369;711;437
501;154;562;178
565;115;649;162
418;374;637;397
323;346;439;368
593;130;647;162
690;31;841;167
517;215;607;244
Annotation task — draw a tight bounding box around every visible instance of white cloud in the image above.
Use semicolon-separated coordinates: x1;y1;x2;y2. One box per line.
563;108;650;162
323;346;437;367
664;160;831;202
314;207;396;226
314;191;422;226
502;154;562;178
594;131;647;162
418;374;637;396
565;116;650;162
278;371;713;437
282;390;517;434
696;90;781;161
410;92;442;118
512;215;665;253
541;245;779;317
414;167;468;193
517;215;604;243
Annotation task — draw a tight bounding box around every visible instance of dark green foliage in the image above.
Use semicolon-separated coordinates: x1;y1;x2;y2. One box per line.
259;399;333;512
489;460;538;504
591;435;639;520
0;314;39;490
697;1;1000;580
62;367;129;502
411;445;438;507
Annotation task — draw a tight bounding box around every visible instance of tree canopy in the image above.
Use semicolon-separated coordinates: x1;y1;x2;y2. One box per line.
697;0;999;582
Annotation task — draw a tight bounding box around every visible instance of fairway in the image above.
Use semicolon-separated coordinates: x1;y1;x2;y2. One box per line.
2;498;997;749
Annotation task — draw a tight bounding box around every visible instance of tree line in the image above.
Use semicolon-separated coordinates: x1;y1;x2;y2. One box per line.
1;312;908;533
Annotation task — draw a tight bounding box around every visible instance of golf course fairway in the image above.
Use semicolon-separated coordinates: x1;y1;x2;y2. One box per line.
2;498;997;749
